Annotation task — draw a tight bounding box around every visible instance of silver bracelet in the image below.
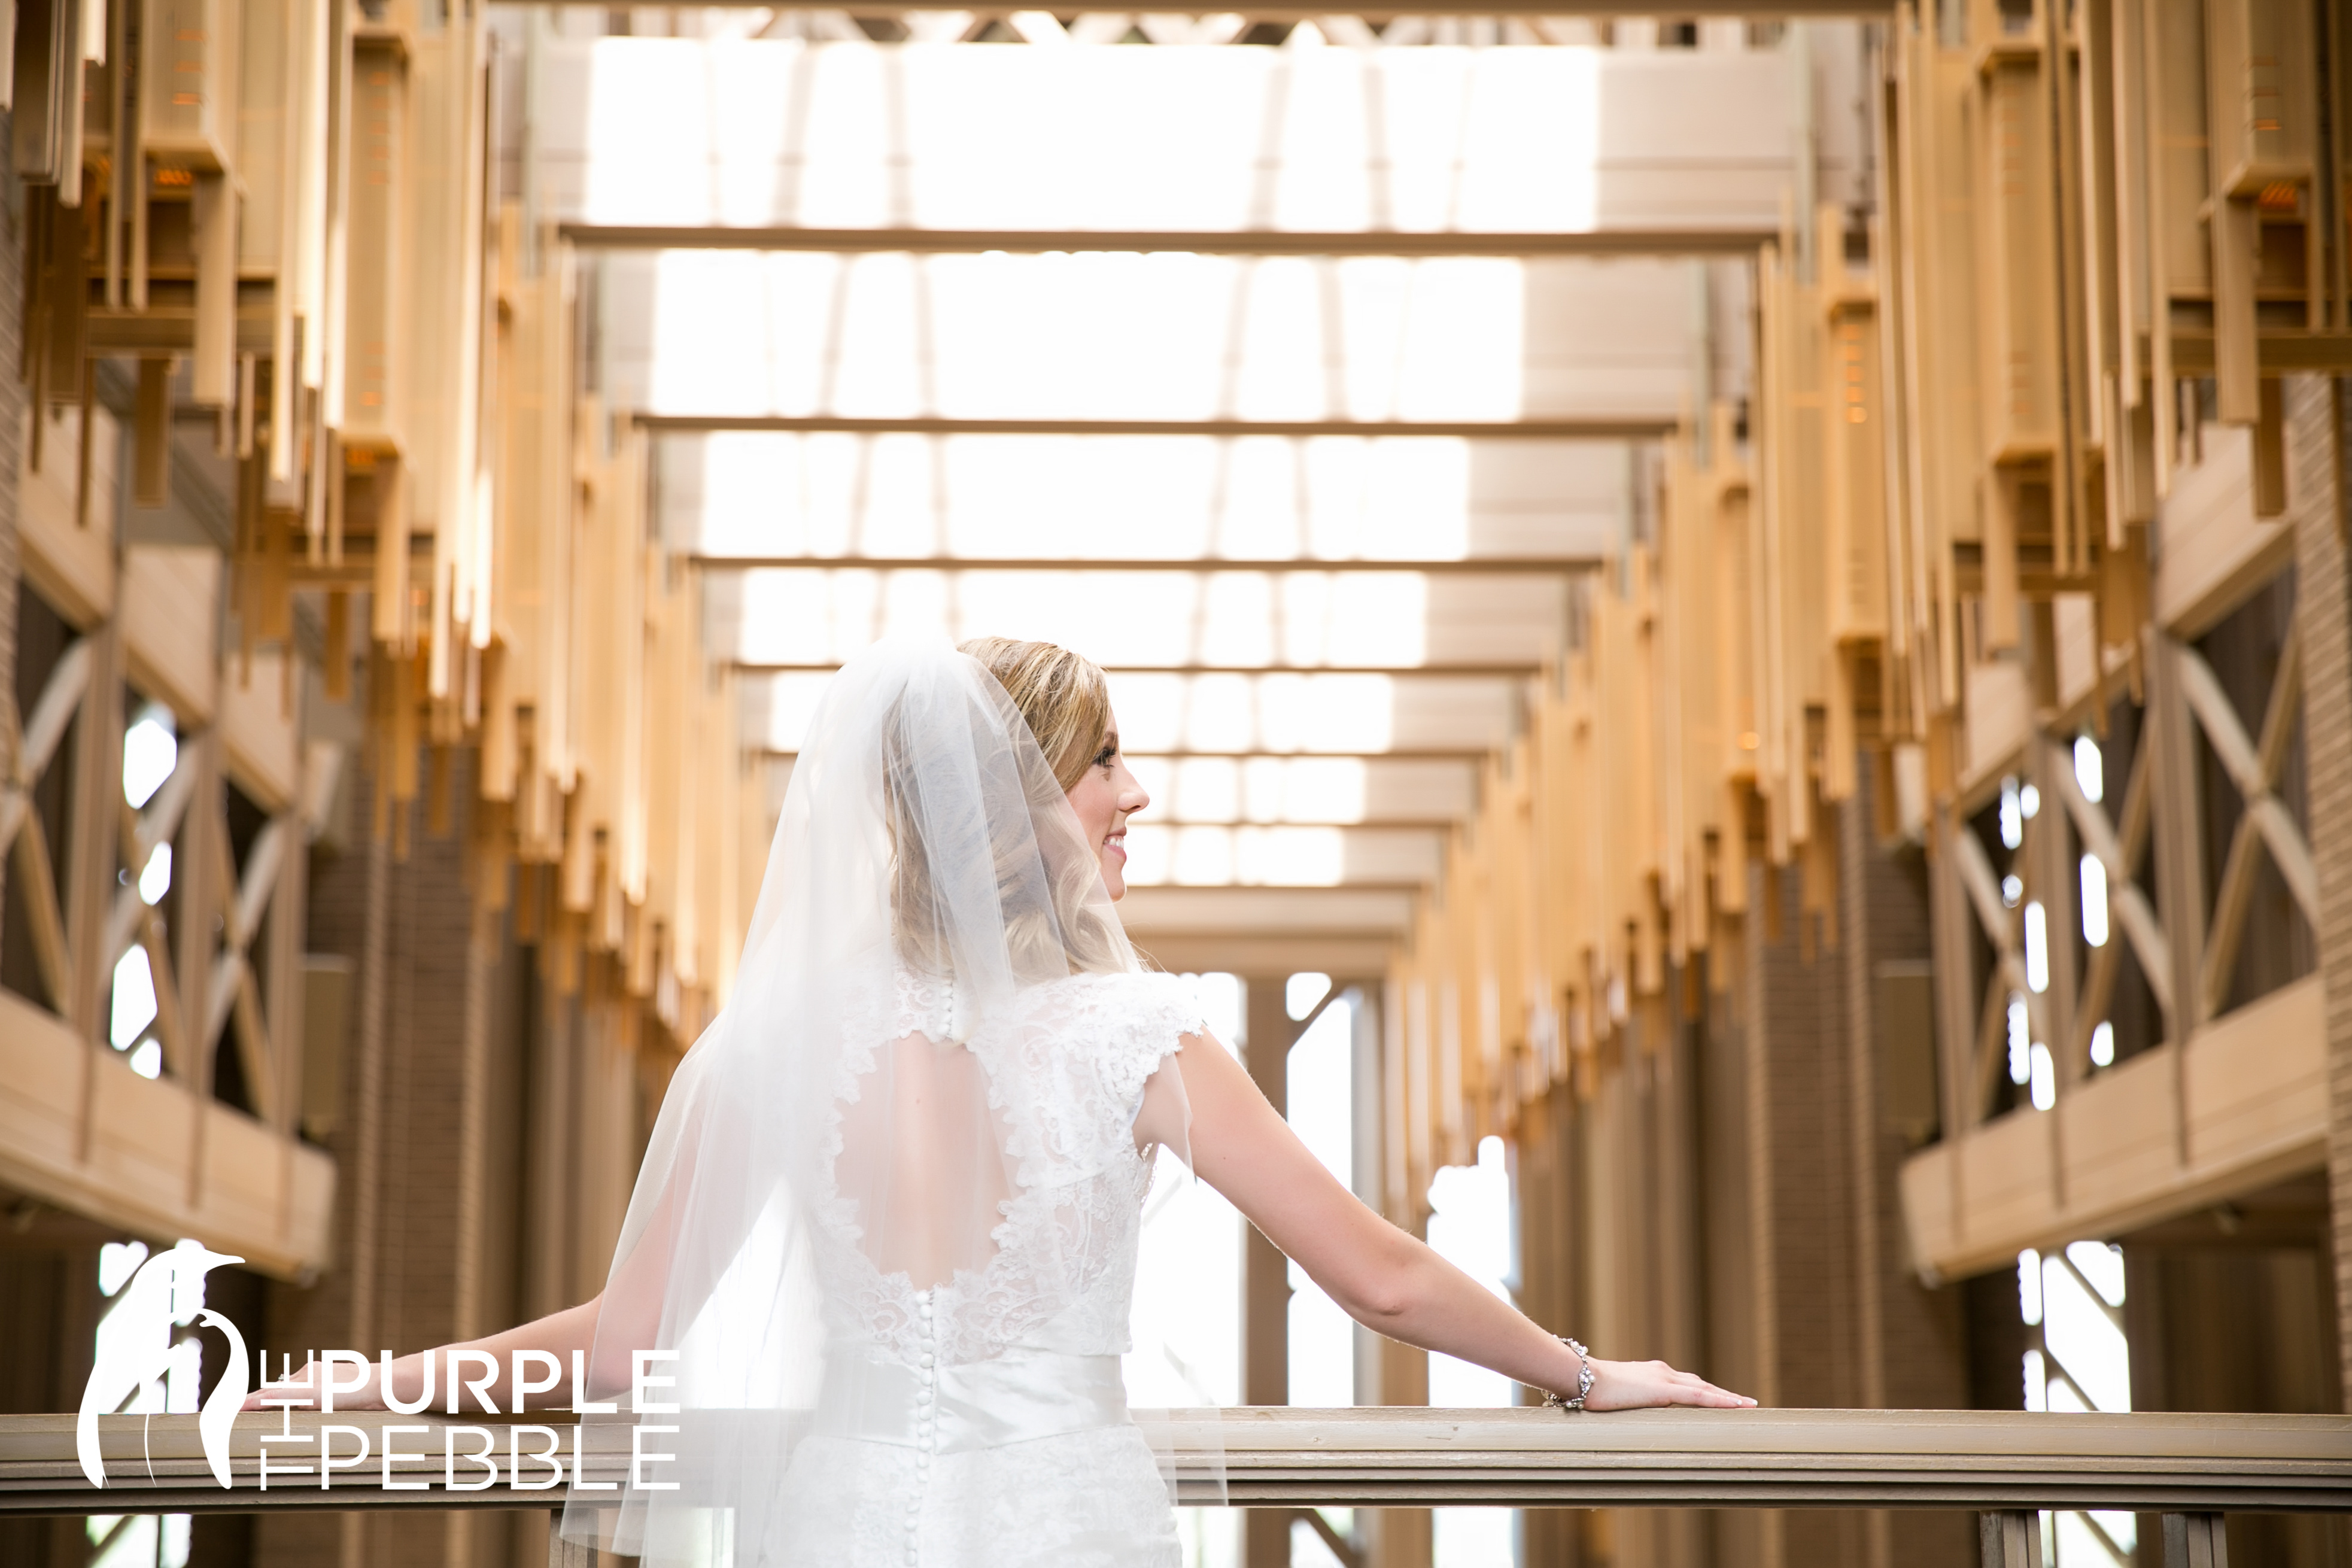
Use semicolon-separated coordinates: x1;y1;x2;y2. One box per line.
1542;1337;1595;1412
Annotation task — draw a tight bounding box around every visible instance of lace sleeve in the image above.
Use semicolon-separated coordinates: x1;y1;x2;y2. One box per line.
1095;972;1204;1126
986;972;1205;1184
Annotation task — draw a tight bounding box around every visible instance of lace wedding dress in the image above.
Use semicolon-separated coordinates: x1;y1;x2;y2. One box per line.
562;639;1219;1568
774;967;1205;1567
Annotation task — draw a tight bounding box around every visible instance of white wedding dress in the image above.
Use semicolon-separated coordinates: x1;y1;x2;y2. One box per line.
772;968;1205;1567
562;638;1223;1568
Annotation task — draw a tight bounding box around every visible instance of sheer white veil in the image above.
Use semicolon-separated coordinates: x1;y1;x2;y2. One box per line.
559;635;1214;1565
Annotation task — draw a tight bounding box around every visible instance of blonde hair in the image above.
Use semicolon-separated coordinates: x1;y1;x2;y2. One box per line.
956;637;1113;792
883;637;1125;983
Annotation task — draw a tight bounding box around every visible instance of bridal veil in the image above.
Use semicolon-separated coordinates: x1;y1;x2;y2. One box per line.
560;636;1222;1566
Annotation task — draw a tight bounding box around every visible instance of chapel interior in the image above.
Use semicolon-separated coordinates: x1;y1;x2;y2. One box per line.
0;0;2346;1564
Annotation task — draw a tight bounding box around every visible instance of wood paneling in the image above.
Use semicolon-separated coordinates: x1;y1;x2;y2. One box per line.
1902;977;2326;1280
120;547;221;722
0;992;333;1278
2153;427;2296;635
16;408;114;628
220;649;298;810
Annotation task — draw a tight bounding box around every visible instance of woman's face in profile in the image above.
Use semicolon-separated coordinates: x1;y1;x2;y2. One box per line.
1064;712;1150;900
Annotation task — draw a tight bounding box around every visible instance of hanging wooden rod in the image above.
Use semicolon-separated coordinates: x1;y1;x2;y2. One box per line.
640;414;1669;439
563;224;1776;259
695;554;1594;573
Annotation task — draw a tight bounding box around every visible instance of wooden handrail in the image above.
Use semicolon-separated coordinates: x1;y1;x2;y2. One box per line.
4;1407;2347;1515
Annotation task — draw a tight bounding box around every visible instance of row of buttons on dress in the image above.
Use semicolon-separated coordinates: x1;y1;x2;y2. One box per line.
908;1289;937;1565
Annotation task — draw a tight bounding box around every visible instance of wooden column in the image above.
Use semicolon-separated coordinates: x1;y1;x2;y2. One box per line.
1242;973;1297;1568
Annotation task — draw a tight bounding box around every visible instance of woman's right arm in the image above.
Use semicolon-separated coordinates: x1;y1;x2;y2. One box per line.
257;1058;710;1416
242;1296;604;1414
1171;1031;1751;1411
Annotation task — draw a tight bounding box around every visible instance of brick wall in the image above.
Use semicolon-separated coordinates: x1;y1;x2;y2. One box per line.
2287;374;2352;1409
0;111;26;959
257;749;528;1568
1741;861;1859;1568
1839;770;1971;1568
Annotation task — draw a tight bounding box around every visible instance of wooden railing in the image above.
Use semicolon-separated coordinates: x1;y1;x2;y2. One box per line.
5;1408;2346;1566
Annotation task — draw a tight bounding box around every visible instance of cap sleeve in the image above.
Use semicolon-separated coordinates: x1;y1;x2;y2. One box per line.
989;972;1204;1184
1094;971;1205;1125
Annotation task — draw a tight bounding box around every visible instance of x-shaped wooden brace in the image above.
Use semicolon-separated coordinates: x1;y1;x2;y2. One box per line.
2176;619;2316;1022
1951;822;2046;1121
0;636;92;1013
202;808;289;1125
2048;724;2174;1056
80;724;288;1123
99;756;201;1075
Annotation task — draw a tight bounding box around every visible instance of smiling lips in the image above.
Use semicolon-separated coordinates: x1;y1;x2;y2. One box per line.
1104;828;1128;861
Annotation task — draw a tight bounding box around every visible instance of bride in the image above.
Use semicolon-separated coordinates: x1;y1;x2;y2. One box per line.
255;636;1748;1566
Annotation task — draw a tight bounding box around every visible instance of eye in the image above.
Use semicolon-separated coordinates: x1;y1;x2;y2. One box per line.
1095;740;1119;771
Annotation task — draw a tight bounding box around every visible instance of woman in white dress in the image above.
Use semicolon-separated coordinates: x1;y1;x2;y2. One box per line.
256;636;1749;1566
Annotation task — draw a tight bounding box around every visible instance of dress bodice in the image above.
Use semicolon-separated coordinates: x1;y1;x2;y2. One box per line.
813;970;1202;1368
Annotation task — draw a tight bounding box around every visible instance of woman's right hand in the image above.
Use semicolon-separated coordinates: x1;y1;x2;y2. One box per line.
1581;1357;1754;1411
241;1355;393;1412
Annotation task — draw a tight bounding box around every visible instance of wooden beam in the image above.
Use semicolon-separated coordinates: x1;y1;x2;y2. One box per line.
704;556;1594;575
737;661;1545;677
645;414;1668;440
563;224;1778;259
496;0;1894;14
757;747;1496;761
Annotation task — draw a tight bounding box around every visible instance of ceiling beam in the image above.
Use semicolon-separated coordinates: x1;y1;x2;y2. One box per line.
643;414;1668;440
1153;816;1466;829
565;224;1773;259
762;753;1490;767
1115;885;1416;932
701;555;1594;573
502;0;1888;16
1128;935;1397;978
735;661;1543;676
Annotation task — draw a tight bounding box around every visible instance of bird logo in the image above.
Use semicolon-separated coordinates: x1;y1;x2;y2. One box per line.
77;1242;250;1490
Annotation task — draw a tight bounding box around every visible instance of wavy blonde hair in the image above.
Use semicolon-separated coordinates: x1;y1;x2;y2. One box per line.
884;638;1124;983
956;637;1113;791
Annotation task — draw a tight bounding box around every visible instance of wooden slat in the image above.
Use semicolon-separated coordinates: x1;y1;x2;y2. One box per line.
563;224;1781;258
703;557;1597;576
8;812;77;1011
14;637;93;788
2047;740;2172;1019
736;661;1547;677
503;0;1895;14
2175;643;2267;802
646;415;1669;440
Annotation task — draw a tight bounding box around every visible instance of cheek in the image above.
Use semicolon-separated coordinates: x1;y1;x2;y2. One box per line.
1068;779;1108;837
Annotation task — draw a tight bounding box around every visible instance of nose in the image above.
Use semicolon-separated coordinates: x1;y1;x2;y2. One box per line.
1120;778;1150;818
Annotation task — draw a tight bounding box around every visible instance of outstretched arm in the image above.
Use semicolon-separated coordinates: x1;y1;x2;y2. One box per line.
244;1168;682;1413
241;1298;604;1414
1166;1031;1752;1412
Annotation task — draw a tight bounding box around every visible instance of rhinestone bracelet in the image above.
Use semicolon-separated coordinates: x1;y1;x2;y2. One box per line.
1542;1337;1595;1412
